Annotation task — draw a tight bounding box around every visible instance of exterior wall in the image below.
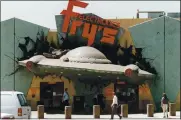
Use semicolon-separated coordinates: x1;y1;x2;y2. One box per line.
148;13;164;18
139;84;155;110
107;18;151;30
27;74;155;112
27;75;114;111
129;16;180;111
1;19;15;90
27;76;75;110
1;18;49;95
175;89;180;110
47;30;59;48
3;17;176;112
108;18;180;29
118;29;136;54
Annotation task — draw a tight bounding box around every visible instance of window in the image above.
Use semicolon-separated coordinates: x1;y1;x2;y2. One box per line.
17;94;28;106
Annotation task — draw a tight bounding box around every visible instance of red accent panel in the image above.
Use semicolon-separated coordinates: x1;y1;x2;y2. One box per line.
125;68;132;77
26;61;33;71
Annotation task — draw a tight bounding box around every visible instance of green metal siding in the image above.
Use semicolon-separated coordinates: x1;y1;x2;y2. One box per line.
1;18;49;95
1;19;15;90
129;16;180;111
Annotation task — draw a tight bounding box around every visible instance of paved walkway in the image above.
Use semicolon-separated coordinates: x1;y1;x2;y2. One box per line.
31;111;180;119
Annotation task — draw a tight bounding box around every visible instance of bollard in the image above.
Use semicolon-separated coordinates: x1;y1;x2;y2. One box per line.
147;104;154;117
37;105;44;119
65;106;72;119
93;105;100;119
121;104;128;118
169;103;176;116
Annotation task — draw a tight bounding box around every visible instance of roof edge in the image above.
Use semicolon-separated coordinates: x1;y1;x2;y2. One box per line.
1;17;50;29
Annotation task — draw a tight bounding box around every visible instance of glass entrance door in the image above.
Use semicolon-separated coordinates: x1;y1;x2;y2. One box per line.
40;82;64;113
114;83;139;113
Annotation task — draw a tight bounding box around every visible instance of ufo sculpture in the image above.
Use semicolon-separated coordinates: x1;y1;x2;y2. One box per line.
18;46;155;85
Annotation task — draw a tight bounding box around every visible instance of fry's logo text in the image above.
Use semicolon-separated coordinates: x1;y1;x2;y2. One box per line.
60;0;120;46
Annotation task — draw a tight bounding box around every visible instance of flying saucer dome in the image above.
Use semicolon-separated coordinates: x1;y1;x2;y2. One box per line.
60;46;111;64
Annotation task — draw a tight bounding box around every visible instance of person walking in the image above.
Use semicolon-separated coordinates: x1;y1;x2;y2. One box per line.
111;92;122;119
161;93;169;118
62;88;70;107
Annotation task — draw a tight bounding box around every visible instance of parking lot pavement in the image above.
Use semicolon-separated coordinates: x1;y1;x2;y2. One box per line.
31;111;180;119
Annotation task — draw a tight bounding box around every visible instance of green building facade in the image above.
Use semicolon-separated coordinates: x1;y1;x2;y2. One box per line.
1;18;49;94
129;16;180;111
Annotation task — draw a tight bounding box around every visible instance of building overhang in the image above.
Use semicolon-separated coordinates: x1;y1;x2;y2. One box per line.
19;55;155;85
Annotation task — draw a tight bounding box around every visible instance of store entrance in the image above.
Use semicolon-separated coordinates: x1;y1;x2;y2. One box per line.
114;82;139;113
40;82;64;113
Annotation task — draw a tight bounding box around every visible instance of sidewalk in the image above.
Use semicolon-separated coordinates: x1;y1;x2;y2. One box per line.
31;111;180;119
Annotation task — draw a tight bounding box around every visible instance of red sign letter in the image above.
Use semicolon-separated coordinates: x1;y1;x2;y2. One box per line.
82;23;97;46
69;21;83;35
100;28;118;44
60;0;88;33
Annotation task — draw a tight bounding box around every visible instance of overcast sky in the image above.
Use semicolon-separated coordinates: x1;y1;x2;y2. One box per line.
1;1;180;29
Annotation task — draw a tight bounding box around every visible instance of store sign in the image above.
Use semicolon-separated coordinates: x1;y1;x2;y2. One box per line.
60;0;120;46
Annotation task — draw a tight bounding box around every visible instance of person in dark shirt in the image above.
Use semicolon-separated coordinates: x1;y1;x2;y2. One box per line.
97;94;106;112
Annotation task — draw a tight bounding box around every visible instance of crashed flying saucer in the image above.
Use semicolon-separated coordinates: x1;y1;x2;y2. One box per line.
18;46;155;85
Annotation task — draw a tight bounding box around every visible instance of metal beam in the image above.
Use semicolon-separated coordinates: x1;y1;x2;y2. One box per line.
138;11;165;13
136;9;165;18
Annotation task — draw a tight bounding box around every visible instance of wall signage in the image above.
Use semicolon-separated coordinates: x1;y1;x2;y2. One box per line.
60;0;120;46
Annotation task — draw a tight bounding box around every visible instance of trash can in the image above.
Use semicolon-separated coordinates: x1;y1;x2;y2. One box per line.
73;96;85;113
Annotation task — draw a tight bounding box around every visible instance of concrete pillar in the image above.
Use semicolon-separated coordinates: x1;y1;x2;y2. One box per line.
147;104;154;117
37;105;44;119
65;106;72;119
93;105;100;118
121;104;128;118
169;103;176;116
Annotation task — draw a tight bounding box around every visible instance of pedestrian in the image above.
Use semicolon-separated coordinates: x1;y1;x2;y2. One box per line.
62;88;70;107
97;93;106;112
111;92;122;119
161;93;169;118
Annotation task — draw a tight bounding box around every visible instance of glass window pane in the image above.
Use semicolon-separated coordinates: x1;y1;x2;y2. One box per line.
17;94;27;106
